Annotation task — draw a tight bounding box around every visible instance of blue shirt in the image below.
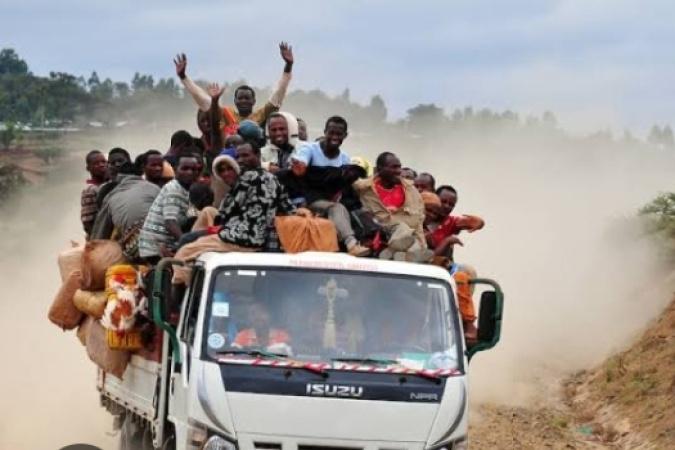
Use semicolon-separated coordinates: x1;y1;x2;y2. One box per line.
294;141;350;167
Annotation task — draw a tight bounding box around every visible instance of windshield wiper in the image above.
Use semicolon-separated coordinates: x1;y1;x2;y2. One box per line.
217;349;328;376
332;357;442;381
217;349;288;359
331;357;400;366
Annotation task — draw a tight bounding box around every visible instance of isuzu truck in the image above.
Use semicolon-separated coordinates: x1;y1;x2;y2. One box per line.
99;251;503;450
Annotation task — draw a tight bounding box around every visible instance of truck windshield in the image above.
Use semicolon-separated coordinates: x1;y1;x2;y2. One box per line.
204;268;460;372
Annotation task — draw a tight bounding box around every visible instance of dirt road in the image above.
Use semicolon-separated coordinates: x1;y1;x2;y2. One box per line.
0;162;115;450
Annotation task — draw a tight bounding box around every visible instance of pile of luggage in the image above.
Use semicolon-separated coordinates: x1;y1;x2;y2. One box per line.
48;240;154;378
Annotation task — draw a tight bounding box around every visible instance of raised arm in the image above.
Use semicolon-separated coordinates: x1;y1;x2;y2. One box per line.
207;83;225;152
174;53;211;111
268;42;294;108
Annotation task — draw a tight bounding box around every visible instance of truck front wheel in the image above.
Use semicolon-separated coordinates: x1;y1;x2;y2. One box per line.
118;413;153;450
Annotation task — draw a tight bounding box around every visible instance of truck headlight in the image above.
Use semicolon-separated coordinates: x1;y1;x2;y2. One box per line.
202;435;237;450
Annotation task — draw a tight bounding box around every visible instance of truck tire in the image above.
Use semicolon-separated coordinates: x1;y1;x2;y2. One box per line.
119;413;153;450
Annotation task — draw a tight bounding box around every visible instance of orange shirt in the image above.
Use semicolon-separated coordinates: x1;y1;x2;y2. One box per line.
234;328;290;347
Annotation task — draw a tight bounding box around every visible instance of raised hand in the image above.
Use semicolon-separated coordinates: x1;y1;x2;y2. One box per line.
207;83;224;99
279;42;294;65
173;53;187;80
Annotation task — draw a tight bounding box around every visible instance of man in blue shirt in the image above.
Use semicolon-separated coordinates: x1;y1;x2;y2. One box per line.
290;116;370;256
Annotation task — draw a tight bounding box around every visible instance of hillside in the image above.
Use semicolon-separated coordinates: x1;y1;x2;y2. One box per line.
568;297;675;449
470;297;675;449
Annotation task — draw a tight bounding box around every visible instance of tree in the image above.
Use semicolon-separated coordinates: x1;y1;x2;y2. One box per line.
340;88;350;102
87;71;101;90
131;72;154;91
368;95;387;123
0;49;28;76
114;82;130;99
542;111;557;128
0;121;18;148
154;78;179;97
648;125;663;146
406;103;446;130
91;77;114;102
661;125;674;149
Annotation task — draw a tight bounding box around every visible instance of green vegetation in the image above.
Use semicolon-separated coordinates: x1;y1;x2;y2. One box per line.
0;164;26;203
0;120;20;149
1;46;673;150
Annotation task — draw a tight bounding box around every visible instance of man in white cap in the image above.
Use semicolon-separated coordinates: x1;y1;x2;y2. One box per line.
261;111;303;173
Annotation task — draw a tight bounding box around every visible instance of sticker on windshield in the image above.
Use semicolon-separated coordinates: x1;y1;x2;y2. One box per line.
208;333;226;349
237;270;258;277
212;302;230;317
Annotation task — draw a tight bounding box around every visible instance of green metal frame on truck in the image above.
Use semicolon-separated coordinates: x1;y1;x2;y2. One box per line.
151;258;183;364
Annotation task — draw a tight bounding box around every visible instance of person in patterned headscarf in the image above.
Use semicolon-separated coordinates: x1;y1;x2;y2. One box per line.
172;141;296;285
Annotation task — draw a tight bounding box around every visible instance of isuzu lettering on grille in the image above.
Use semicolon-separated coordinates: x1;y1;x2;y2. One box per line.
306;383;364;398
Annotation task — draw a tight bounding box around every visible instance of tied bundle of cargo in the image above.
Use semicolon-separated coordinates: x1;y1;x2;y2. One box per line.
49;239;124;332
80;240;126;291
86;319;130;378
48;269;84;330
101;264;148;350
57;241;83;282
73;289;108;318
275;208;339;253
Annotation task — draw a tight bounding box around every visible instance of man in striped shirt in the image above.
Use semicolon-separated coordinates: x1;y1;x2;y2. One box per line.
80;150;107;238
138;152;200;263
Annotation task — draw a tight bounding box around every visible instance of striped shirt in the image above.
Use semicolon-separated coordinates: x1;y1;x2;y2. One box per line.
81;179;102;235
139;179;190;258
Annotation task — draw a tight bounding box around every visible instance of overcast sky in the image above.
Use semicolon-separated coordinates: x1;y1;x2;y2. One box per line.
3;0;674;134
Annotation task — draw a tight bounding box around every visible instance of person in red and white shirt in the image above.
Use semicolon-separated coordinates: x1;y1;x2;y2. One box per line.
353;152;430;261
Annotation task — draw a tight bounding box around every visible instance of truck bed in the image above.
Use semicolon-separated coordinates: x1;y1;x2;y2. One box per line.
98;355;160;420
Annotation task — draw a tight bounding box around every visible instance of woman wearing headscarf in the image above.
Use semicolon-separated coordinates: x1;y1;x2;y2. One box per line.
191;154;241;231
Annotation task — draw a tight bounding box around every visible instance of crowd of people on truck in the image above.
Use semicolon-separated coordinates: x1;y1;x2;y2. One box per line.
79;43;485;341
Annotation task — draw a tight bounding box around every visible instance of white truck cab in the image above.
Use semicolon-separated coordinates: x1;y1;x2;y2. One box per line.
102;252;503;450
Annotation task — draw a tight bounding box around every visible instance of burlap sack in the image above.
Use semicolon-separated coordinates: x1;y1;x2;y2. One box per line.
48;270;84;330
77;315;93;346
80;240;125;291
57;242;83;282
86;319;130;379
274;214;339;253
73;289;108;319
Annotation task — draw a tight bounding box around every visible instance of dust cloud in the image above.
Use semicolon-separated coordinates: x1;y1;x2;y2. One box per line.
0;163;114;449
0;130;175;450
391;131;675;406
1;114;674;449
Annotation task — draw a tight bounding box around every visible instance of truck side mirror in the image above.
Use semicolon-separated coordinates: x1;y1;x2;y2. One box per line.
477;291;498;342
466;278;504;361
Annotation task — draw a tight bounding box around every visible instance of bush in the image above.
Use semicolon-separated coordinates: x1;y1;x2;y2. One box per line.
639;193;675;259
639;193;675;237
33;146;64;164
